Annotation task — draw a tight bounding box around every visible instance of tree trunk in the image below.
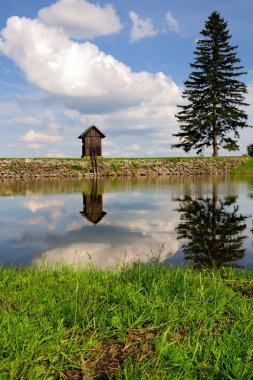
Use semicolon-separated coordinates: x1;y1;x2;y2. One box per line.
213;131;218;157
212;112;219;157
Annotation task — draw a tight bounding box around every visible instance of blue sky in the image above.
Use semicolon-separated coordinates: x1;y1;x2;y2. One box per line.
0;0;252;158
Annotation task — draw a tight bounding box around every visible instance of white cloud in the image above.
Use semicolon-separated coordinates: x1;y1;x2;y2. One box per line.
129;11;159;42
6;116;40;126
43;110;61;132
166;12;181;33
0;16;180;115
63;108;83;121
129;143;140;151
0;11;184;157
38;0;122;39
27;143;42;150
103;140;115;147
59;76;181;156
103;150;112;157
45;152;65;157
21;129;63;143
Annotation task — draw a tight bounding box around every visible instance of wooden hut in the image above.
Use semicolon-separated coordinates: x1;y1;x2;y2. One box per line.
78;125;105;158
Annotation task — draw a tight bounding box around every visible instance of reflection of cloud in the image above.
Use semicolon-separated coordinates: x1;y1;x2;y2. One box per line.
23;198;64;213
20;216;45;225
3;176;252;269
110;218;176;242
66;221;84;232
33;236;179;269
19;202;64;231
33;213;179;268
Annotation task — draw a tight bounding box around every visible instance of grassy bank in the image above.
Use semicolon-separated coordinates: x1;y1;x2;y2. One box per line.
0;156;247;161
0;264;253;379
231;157;253;174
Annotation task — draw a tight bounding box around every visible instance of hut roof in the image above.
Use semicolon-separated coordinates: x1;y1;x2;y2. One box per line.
80;211;107;225
78;125;105;139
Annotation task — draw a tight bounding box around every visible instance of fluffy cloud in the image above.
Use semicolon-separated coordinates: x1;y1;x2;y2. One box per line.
38;0;122;39
21;129;63;143
0;9;183;157
0;16;179;113
166;12;181;33
129;11;159;42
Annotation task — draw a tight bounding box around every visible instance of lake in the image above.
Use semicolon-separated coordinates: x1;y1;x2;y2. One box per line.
0;175;253;269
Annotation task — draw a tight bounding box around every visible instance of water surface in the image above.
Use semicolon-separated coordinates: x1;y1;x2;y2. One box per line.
0;176;253;269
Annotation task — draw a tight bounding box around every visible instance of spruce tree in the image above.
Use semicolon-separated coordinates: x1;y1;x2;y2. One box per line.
173;11;249;156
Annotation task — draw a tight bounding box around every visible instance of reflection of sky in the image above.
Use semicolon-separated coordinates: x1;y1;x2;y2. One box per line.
33;190;180;268
0;177;253;268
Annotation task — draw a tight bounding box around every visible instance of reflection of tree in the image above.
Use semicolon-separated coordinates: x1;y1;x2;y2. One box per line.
80;179;107;224
175;194;247;268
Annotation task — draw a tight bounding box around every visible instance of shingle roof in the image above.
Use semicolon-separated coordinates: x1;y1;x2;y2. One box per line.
78;125;105;139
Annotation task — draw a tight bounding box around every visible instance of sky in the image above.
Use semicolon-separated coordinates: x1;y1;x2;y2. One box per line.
0;0;253;158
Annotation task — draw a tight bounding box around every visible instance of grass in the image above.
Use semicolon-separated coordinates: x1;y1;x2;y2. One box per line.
0;156;247;161
111;162;122;173
99;156;245;162
130;161;140;170
231;157;253;174
70;164;89;172
0;263;252;379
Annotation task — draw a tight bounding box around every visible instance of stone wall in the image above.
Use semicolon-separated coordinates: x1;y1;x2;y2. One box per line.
0;157;247;179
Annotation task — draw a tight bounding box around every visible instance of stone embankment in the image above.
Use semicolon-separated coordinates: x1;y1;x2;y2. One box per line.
0;157;247;179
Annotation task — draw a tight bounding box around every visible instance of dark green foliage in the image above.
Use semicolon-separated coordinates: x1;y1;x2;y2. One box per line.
173;11;249;156
175;193;247;268
111;161;122;173
71;164;83;171
247;143;253;156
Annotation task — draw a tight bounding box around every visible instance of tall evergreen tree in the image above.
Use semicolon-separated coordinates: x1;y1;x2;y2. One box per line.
173;11;249;156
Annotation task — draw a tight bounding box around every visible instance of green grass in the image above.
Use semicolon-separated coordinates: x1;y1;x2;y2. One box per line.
99;156;237;162
70;164;89;172
130;161;140;170
0;264;252;379
231;157;253;173
1;156;246;161
111;161;122;173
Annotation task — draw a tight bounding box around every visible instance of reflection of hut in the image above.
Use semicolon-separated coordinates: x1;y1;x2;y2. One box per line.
78;125;105;158
80;179;107;224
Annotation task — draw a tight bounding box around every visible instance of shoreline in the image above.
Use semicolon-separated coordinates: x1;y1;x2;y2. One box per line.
0;156;248;179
